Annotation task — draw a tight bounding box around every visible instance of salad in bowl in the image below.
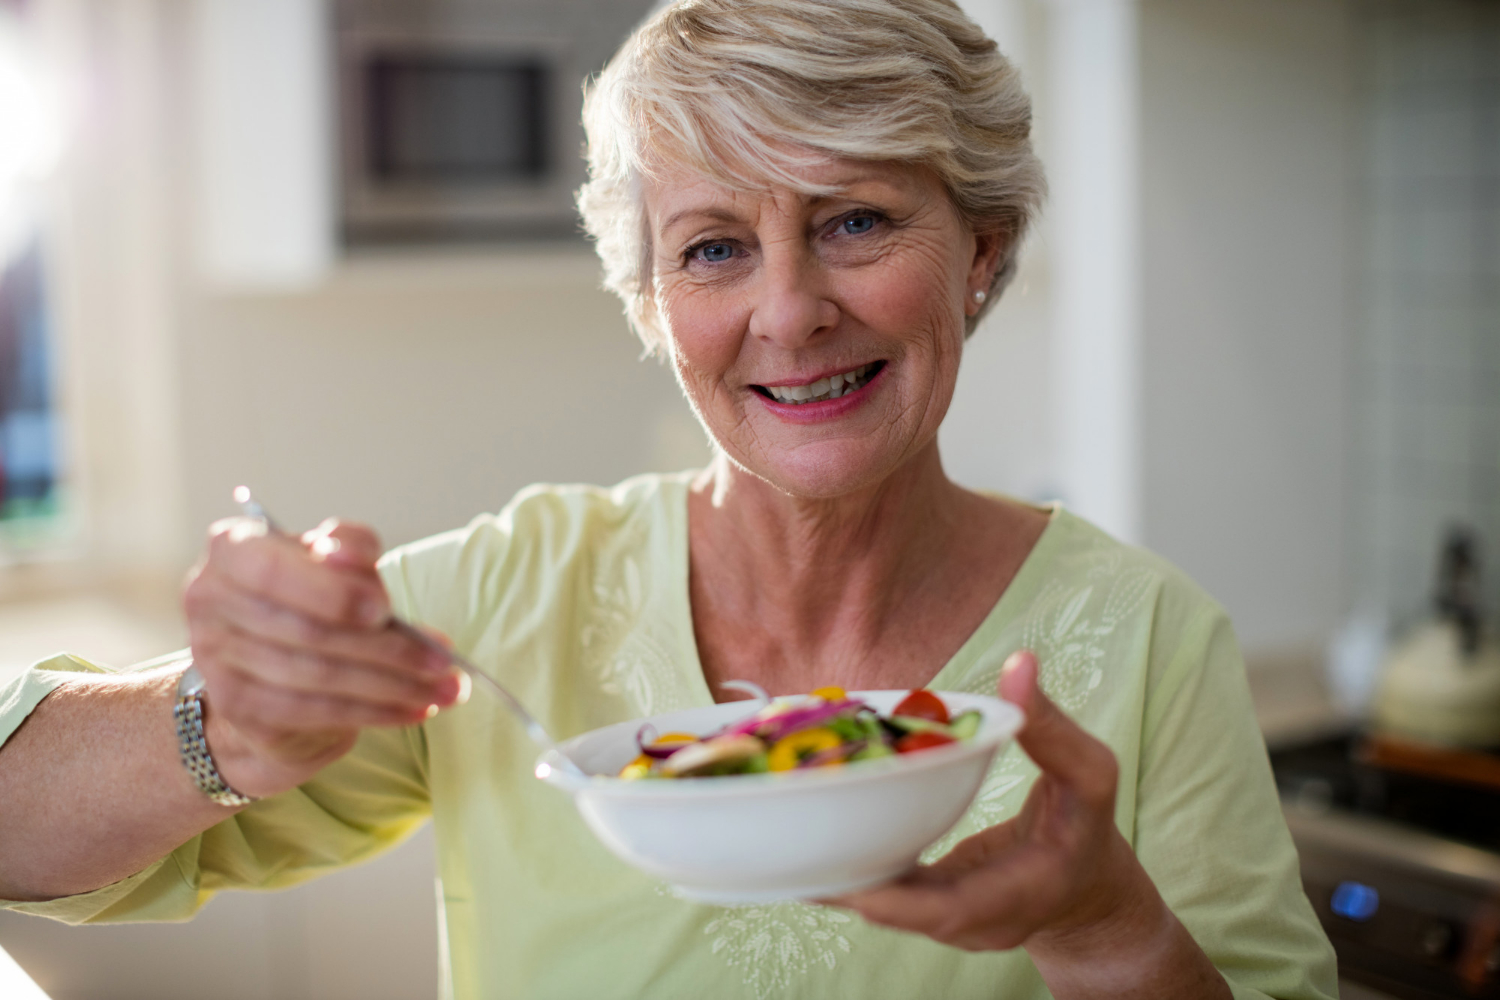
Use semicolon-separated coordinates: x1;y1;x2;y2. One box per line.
619;686;985;779
536;686;1024;904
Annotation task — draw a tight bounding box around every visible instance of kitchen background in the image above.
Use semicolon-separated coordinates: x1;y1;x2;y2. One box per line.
0;0;1493;998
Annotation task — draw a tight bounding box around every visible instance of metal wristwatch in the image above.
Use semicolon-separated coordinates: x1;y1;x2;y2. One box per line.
174;663;257;808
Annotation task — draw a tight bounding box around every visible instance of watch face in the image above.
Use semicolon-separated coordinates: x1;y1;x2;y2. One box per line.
177;663;206;698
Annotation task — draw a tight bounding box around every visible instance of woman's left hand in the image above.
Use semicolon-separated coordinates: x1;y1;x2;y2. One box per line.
827;651;1230;1000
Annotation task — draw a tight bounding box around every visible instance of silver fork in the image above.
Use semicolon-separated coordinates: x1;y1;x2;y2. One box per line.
233;487;587;778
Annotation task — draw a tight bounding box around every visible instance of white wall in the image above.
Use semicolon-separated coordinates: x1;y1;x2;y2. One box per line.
174;249;704;552
1139;0;1355;652
943;0;1062;511
955;0;1359;656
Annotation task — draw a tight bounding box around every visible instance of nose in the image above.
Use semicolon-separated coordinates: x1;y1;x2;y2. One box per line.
746;243;839;349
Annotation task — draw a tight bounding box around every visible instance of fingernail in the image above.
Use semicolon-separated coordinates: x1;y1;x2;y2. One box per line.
452;667;472;705
424;703;441;720
312;536;342;558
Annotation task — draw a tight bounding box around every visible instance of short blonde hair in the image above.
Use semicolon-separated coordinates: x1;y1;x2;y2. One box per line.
577;0;1045;353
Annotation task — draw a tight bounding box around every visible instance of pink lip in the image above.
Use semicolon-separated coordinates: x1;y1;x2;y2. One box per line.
751;363;887;423
758;363;879;390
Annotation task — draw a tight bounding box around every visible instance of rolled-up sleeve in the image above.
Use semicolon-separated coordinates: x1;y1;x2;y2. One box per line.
0;653;433;925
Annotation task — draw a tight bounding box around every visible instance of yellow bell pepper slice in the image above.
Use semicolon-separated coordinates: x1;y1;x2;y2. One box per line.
767;727;843;771
618;754;653;780
810;685;847;702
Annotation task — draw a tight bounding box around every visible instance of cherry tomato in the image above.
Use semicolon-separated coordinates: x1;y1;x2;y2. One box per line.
892;689;949;724
894;731;957;754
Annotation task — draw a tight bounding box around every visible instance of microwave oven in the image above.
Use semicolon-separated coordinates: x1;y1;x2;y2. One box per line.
336;0;655;245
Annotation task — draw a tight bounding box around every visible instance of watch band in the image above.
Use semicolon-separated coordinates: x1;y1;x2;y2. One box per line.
174;664;257;808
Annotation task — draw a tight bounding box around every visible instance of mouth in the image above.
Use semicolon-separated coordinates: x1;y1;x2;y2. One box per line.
753;361;885;405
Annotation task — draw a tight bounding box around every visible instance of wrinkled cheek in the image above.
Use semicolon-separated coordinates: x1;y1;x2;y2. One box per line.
661;301;747;430
666;347;733;442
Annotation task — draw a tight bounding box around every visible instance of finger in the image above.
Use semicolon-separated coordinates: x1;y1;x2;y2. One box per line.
999;651;1118;805
210;668;430;738
829;873;1023;947
825;877;963;937
203;626;462;712
922;818;1024;876
302;518;385;573
835;846;1064;948
193;574;449;678
417;626;454;650
204;518;389;628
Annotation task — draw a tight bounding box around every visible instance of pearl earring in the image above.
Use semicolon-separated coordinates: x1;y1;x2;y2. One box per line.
972;289;987;304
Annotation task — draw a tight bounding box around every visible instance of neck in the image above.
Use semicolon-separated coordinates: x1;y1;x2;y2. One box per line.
688;441;984;694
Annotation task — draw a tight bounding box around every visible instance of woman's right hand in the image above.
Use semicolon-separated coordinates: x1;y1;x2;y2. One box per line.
183;515;462;799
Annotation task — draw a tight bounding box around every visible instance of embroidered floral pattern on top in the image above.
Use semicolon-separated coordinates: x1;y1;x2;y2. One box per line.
702;903;855;1000
583;545;696;719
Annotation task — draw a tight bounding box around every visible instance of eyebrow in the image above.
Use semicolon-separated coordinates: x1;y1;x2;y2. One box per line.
655;174;911;238
659;206;744;235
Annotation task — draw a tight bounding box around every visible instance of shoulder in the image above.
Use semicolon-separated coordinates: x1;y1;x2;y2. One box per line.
377;472;691;625
1024;508;1237;706
1037;507;1226;627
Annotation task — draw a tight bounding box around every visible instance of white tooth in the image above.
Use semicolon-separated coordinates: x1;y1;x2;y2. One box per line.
830;373;845;389
785;385;804;401
830;384;844;398
810;378;830;396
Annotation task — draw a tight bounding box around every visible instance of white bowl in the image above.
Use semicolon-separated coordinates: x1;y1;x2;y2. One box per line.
535;690;1024;905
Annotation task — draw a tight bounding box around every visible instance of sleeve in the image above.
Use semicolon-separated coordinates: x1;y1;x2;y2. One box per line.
1133;607;1340;1000
0;653;432;926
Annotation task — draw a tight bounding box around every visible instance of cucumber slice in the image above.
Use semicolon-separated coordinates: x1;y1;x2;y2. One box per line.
948;710;982;740
850;742;894;762
887;714;954;736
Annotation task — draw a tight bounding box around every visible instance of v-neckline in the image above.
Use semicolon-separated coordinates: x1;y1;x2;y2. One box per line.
665;477;1063;707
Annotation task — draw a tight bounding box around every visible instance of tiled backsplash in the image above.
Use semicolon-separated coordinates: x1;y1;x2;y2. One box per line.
1351;0;1500;630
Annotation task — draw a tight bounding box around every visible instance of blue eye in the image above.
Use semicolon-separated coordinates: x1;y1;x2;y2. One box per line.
840;214;877;235
698;242;734;263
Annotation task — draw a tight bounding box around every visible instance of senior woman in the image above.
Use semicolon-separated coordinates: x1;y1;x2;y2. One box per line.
0;1;1334;997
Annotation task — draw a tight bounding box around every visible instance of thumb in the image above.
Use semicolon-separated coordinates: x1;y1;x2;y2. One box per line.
302;518;385;573
999;651;1117;799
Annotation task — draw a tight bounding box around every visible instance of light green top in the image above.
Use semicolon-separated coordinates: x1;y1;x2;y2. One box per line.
0;473;1337;1000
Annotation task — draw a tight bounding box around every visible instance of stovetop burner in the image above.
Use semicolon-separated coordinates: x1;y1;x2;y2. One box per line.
1271;732;1500;999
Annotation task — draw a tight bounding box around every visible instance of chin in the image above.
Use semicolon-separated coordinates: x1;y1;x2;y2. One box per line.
744;442;904;500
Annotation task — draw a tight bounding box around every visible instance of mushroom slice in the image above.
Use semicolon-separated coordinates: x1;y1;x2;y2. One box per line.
659;734;766;777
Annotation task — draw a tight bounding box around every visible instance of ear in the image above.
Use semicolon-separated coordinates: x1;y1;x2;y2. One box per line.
968;225;1007;292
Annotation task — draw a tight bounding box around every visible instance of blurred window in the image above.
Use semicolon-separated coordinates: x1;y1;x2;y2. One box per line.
0;238;60;542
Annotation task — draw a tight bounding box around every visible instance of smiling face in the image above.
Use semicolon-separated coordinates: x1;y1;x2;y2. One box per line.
645;157;1000;500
